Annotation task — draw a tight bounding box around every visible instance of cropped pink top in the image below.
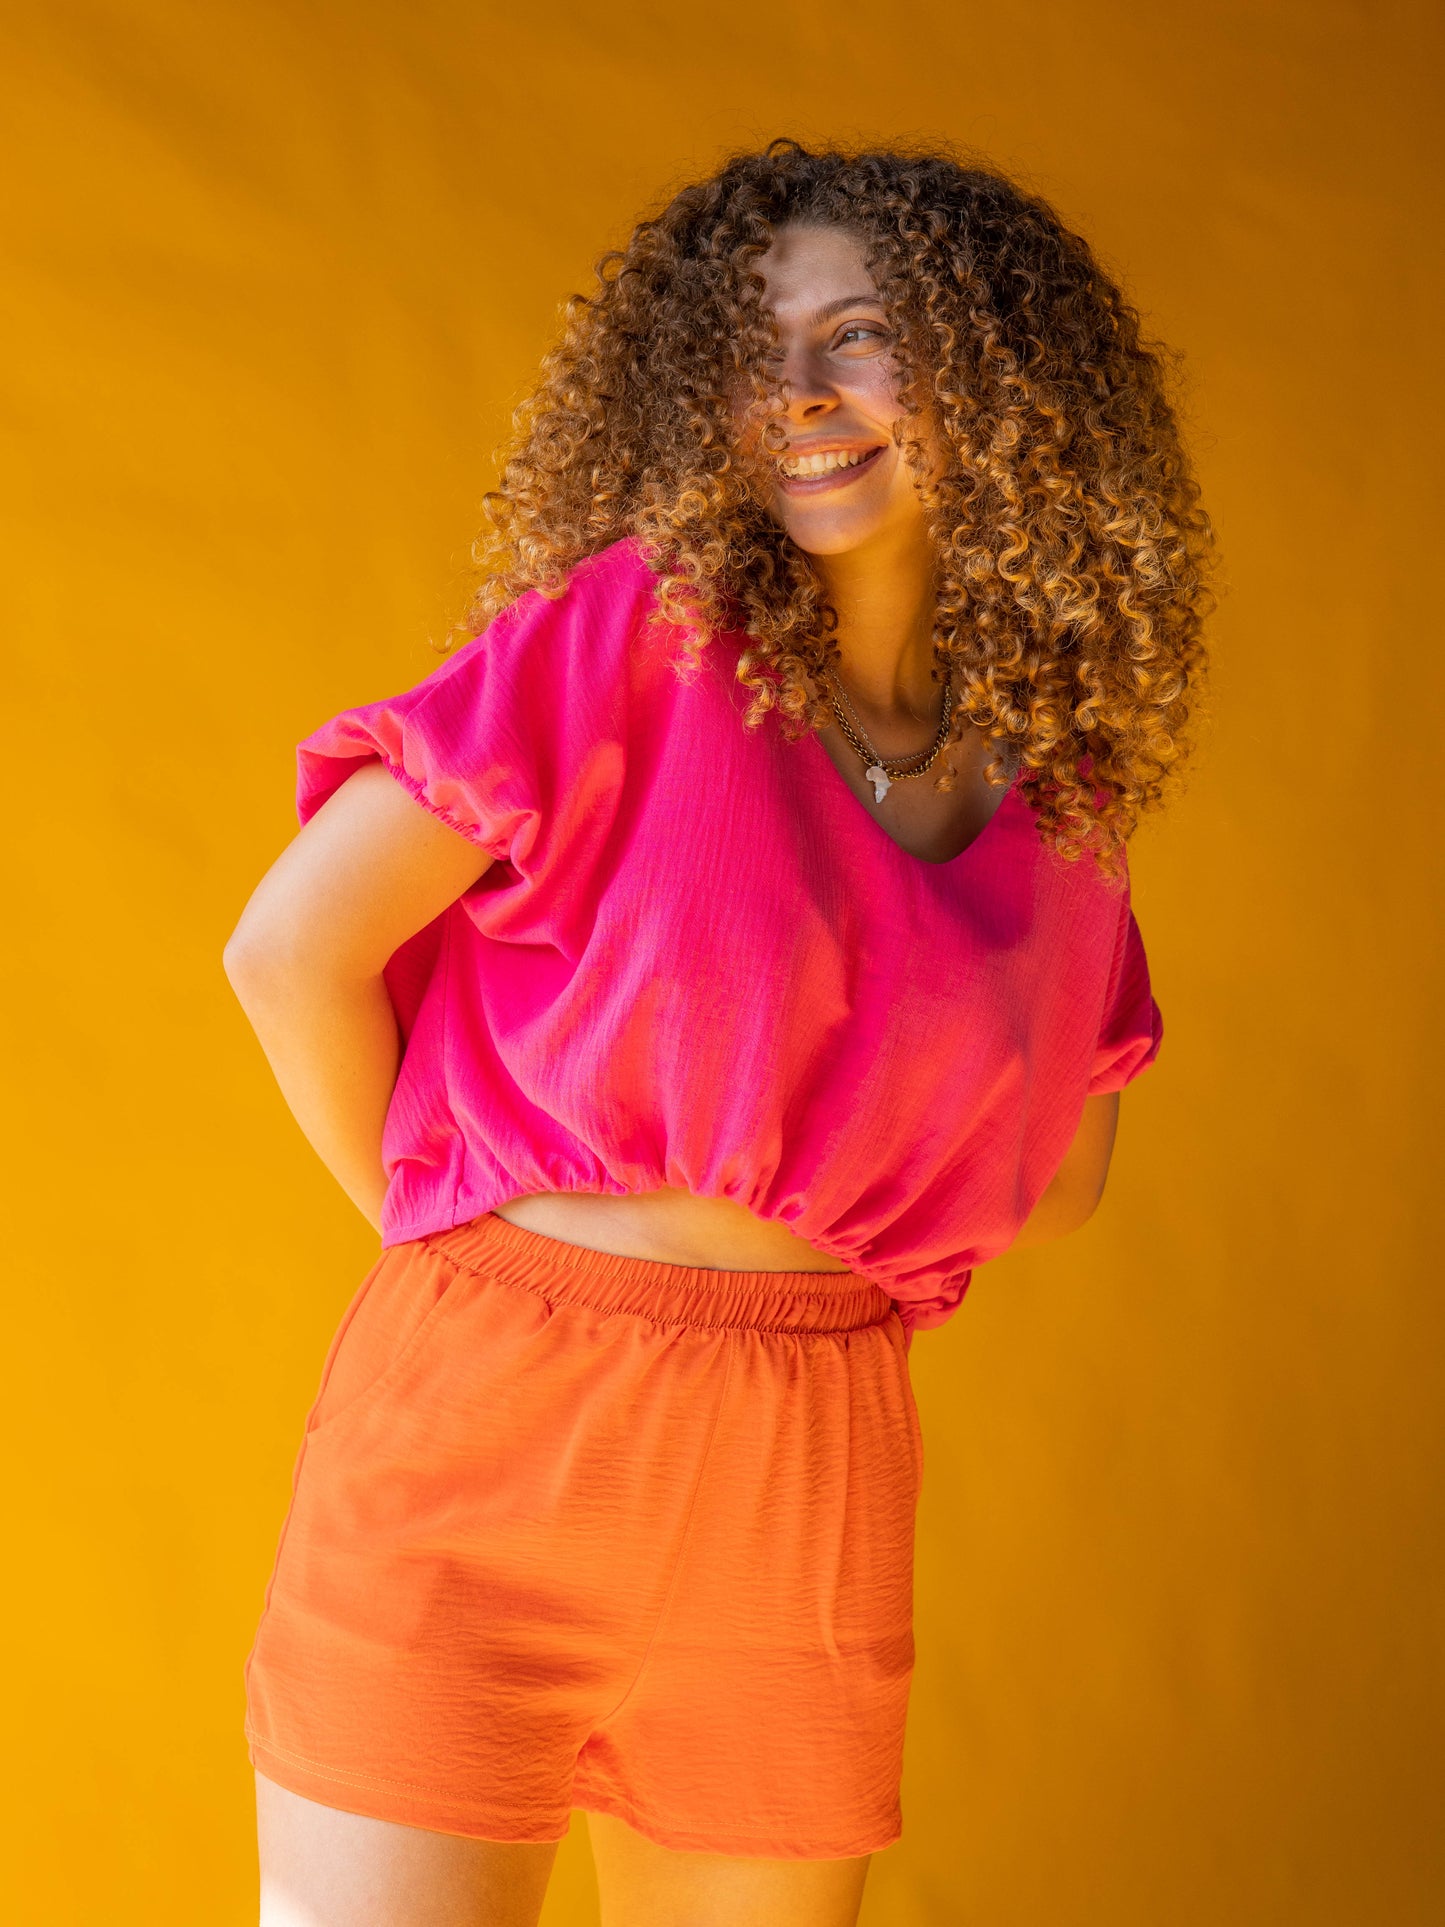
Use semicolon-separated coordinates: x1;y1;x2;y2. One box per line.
295;537;1162;1333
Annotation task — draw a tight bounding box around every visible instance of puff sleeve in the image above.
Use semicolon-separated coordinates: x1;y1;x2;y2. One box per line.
292;549;648;877
295;606;550;865
1087;887;1164;1095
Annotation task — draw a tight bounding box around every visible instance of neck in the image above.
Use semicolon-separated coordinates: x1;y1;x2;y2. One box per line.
813;518;940;721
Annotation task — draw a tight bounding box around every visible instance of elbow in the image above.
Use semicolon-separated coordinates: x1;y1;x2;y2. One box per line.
222;925;272;1002
1068;1166;1112;1235
223;910;298;999
223;909;380;1002
1044;1169;1110;1244
1069;1187;1106;1237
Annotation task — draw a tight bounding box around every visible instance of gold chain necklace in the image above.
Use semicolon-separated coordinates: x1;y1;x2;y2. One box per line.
826;664;955;804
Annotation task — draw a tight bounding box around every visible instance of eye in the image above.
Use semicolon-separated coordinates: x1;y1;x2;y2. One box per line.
834;323;889;350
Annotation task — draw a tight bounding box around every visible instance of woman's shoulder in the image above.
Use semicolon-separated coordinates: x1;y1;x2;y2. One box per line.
564;534;660;597
411;538;681;752
441;537;673;701
294;539;672;850
485;537;662;645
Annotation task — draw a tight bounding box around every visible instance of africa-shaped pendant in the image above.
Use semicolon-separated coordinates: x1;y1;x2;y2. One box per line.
866;764;892;803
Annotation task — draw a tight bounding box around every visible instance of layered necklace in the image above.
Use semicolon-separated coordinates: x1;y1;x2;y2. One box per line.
825;662;956;804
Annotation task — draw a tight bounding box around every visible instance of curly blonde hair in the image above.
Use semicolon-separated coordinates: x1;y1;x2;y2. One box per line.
460;137;1215;870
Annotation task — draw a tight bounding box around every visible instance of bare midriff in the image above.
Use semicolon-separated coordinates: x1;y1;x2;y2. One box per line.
491;1186;855;1273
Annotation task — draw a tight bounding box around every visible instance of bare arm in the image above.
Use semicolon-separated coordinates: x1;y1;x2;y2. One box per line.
222;762;495;1232
1008;1090;1121;1251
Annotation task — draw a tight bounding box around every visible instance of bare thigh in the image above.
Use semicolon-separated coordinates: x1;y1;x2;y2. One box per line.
586;1810;872;1927
255;1771;560;1927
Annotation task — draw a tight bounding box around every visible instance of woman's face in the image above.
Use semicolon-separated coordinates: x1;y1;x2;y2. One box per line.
738;221;940;558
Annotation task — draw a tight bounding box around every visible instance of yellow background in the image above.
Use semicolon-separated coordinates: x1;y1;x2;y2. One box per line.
5;2;1442;1920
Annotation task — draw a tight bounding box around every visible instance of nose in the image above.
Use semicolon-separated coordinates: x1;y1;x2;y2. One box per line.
776;342;839;424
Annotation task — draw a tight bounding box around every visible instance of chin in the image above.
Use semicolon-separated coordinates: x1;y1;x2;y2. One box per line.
778;512;894;557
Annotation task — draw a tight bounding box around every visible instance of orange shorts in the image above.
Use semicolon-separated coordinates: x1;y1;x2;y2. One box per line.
243;1211;923;1859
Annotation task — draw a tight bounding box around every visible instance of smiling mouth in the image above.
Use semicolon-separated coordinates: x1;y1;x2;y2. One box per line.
776;445;887;490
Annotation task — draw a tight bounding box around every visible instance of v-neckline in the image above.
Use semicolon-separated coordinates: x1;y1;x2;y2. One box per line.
802;725;1023;869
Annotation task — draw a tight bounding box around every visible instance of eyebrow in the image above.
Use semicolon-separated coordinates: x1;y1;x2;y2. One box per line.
808;294;886;323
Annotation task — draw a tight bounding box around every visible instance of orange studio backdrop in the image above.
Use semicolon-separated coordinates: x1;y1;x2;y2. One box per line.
4;2;1442;1922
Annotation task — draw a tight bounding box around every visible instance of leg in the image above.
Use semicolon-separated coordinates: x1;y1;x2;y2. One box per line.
586;1810;871;1927
256;1770;560;1927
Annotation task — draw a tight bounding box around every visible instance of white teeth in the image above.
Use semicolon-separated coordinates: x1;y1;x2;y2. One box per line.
779;448;875;478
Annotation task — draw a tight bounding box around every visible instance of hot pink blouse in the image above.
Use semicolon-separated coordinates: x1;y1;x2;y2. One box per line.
295;537;1162;1333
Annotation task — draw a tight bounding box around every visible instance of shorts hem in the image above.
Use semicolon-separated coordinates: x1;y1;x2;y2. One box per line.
571;1773;900;1861
246;1727;570;1846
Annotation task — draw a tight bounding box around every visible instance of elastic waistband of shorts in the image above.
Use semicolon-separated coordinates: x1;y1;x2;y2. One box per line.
416;1211;897;1336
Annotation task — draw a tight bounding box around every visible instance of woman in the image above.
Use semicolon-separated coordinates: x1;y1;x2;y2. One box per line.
227;139;1212;1927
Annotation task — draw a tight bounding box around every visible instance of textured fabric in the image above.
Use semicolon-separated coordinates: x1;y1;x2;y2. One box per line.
295;537;1163;1332
243;1211;921;1858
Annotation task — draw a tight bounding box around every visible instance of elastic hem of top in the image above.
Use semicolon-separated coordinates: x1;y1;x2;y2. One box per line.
413;1211;898;1336
376;754;504;860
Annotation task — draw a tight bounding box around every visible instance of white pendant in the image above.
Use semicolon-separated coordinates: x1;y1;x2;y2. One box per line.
866;763;892;803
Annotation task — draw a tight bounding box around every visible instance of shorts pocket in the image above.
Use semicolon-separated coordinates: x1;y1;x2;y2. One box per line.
304;1242;474;1440
904;1377;924;1498
894;1320;925;1499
